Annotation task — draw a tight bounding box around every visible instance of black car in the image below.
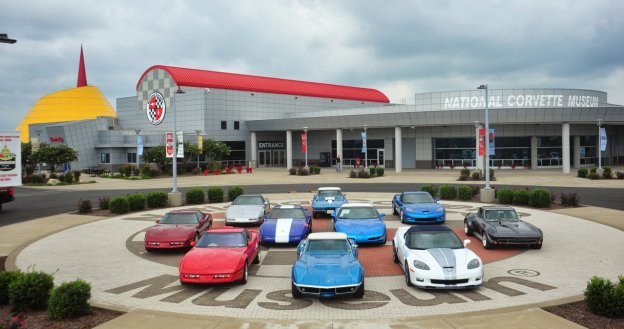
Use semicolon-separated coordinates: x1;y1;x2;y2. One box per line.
464;206;543;249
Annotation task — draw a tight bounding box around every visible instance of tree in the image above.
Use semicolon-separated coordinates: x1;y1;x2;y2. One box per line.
202;139;230;161
183;141;199;164
142;145;171;171
32;143;78;173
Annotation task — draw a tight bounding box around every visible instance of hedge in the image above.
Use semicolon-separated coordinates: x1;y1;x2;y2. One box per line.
421;185;437;198
512;190;530;205
207;186;224;203
109;196;129;214
146;192;168;208
8;271;54;311
529;189;552;208
438;185;457;200
48;279;92;320
186;188;205;204
228;186;244;201
497;188;514;204
127;194;147;211
584;276;624;317
457;185;473;201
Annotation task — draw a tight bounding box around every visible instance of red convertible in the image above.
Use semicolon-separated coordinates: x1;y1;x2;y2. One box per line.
144;209;212;251
179;228;260;285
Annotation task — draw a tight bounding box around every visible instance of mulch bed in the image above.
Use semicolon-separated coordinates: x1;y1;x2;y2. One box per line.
544;301;624;329
0;304;122;329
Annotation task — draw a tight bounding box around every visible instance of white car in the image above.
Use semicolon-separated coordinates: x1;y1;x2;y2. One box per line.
225;194;270;225
392;225;483;289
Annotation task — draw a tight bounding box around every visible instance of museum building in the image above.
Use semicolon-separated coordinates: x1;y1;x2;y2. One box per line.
27;65;624;173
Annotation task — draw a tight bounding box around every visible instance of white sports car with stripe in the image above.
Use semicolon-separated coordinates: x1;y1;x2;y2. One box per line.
392;225;483;289
259;205;312;244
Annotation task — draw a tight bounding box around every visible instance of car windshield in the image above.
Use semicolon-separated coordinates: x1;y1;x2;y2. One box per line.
232;196;264;206
485;209;519;222
196;232;246;247
159;213;199;224
406;231;463;250
268;208;306;219
337;207;377;219
306;239;350;253
402;193;434;204
318;190;342;198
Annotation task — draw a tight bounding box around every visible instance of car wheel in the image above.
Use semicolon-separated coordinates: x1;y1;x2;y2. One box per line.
354;279;365;298
291;281;302;299
145;247;153;252
482;233;493;249
392;243;399;264
404;262;413;287
240;262;249;284
392;204;398;215
253;251;261;264
464;220;474;236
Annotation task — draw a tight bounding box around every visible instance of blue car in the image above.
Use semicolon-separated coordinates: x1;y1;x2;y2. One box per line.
311;187;348;216
392;191;446;224
259;205;311;244
332;203;387;244
291;232;364;298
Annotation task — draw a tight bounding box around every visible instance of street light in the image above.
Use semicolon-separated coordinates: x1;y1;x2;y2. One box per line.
477;84;490;189
134;129;141;171
172;87;185;193
195;129;202;169
0;34;17;44
362;125;368;168
597;119;603;170
303;127;308;168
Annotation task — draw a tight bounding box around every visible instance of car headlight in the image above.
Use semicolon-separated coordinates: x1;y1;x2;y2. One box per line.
467;259;480;269
413;260;430;270
436;206;445;212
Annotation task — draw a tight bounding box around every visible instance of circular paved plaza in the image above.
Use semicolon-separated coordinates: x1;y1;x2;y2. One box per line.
13;192;624;320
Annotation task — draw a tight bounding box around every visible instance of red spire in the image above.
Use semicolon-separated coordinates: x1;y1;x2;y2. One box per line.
77;45;88;87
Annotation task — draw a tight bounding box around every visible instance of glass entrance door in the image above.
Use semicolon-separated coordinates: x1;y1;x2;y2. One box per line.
258;150;270;167
377;149;385;167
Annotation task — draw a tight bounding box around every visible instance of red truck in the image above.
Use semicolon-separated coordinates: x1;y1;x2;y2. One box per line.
0;186;14;211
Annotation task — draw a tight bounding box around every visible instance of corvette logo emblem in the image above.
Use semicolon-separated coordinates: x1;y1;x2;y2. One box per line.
146;91;166;125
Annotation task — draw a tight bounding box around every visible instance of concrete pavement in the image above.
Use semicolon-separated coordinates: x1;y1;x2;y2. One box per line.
2;168;623;328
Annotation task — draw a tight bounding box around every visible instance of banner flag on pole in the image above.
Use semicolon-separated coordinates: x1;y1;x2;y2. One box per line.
165;132;174;158
198;135;203;150
137;136;144;156
600;127;607;151
478;128;485;156
361;131;367;153
488;128;495;155
176;131;184;158
301;132;307;154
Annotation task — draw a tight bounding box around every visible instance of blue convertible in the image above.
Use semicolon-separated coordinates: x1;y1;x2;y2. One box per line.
291;232;365;298
259;205;311;244
311;187;347;217
392;191;446;224
332;203;387;244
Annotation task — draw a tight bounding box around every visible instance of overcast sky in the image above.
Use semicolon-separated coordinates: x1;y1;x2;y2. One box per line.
2;0;623;130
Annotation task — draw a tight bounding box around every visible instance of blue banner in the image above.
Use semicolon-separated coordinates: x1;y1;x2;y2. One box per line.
361;131;367;153
137;135;144;156
600;127;607;151
488;128;495;155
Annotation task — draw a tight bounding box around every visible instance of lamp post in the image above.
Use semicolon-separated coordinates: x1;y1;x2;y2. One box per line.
195;129;202;169
35;129;42;173
477;84;490;189
172;87;185;194
597;119;603;170
134;129;141;171
362;125;368;168
303;127;308;168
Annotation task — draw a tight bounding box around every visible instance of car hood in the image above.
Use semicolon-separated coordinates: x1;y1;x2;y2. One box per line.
405;203;442;213
489;221;541;236
261;219;308;241
314;196;346;204
409;247;478;269
226;205;264;219
180;247;246;274
296;253;361;285
146;224;195;241
335;219;385;235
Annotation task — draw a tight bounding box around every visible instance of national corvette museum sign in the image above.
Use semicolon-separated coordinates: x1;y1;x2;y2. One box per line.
442;93;601;110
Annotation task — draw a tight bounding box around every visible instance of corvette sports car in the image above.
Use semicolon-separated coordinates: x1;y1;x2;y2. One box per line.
144;209;213;251
311;187;348;216
291;232;365;298
332;203;387;244
464;205;543;249
259;205;312;244
392;191;446;224
225;194;271;226
393;225;483;289
179;228;260;284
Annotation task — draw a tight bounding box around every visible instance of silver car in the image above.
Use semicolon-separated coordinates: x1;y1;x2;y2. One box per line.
225;194;271;225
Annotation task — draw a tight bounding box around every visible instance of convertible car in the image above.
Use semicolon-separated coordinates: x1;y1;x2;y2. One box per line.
393;225;483;289
225;194;271;226
291;232;365;298
332;203;387;244
259;205;312;244
179;228;260;284
464;205;543;249
392;191;446;224
311;187;348;216
144;209;213;251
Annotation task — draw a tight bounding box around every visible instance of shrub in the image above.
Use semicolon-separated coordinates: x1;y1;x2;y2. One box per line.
460;168;470;177
376;167;384;176
369;168;376;177
489;168;495;180
127;194;146;211
584;276;624;318
140;164;152;178
577;168;588;178
29;174;45;184
457;185;473;201
207;187;224;203
0;271;22;304
497;188;514;204
98;197;110;210
312;166;321;174
48;279;92;320
470;185;480;196
560;192;580;207
529;189;552;208
288;168;297;175
602;167;612;179
109;196;129;214
186;188;205;205
587;172;600;180
119;164;133;177
349;170;357;178
63;173;75;184
458;174;467;181
77;199;92;213
616;171;624;179
72;170;81;182
512;189;530;205
8;271;54;311
421;185;437;198
357;169;370;178
471;171;481;180
590;167;597;174
49;172;58;179
228;186;244;201
297;167;309;176
146;192;168;208
438;185;457;200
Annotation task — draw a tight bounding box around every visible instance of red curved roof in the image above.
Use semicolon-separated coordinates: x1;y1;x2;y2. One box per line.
137;65;389;103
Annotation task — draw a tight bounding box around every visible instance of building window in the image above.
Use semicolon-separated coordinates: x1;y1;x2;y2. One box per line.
234;121;240;130
221;121;227;130
127;152;137;163
101;153;110;164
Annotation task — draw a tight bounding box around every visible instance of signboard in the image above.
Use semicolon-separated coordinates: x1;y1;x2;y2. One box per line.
258;141;285;150
0;131;22;187
147;92;166;125
600;127;607;152
443;94;600;109
165;132;174;158
176;131;184;158
489;129;495;155
301;133;307;154
478;128;485;156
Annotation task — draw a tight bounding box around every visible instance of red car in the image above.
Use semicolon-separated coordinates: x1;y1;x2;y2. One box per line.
179;228;260;285
144;209;212;251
